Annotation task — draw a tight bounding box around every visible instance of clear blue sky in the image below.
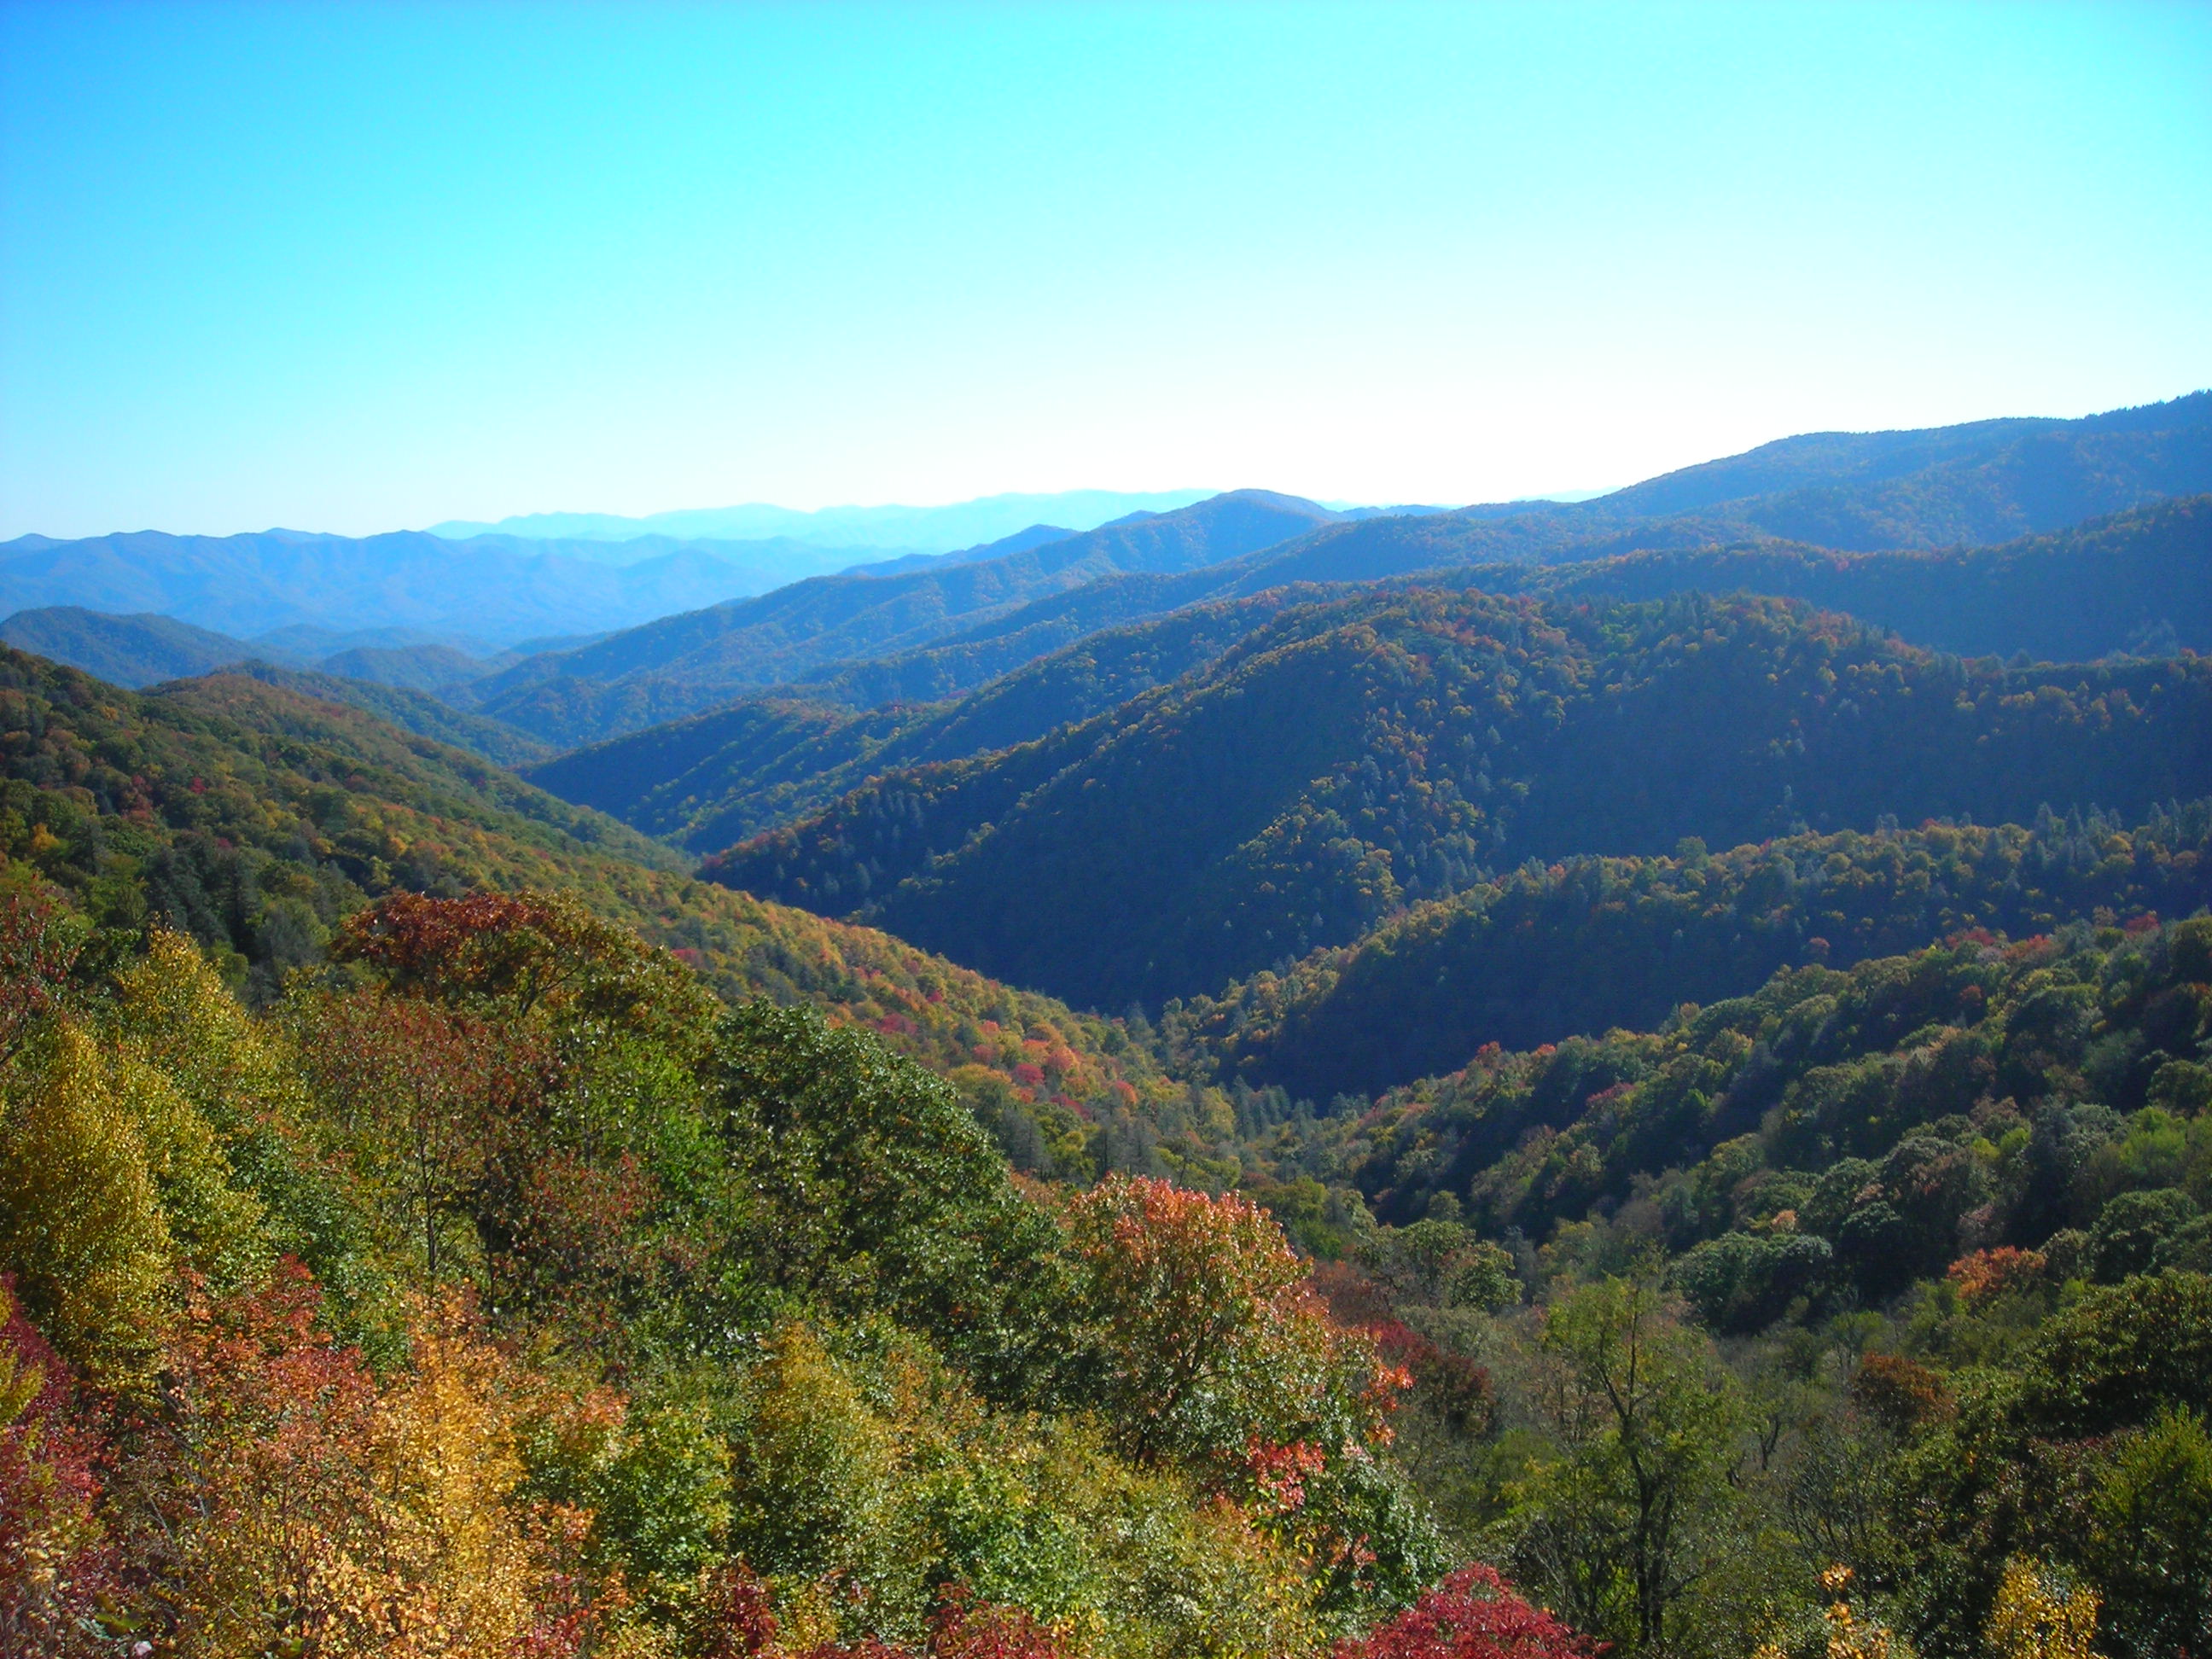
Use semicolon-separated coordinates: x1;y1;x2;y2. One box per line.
3;1;2208;538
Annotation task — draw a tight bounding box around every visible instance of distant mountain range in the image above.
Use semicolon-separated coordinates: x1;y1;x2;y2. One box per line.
459;491;1355;744
424;488;1219;549
419;390;2212;748
8;388;2209;781
0;529;896;644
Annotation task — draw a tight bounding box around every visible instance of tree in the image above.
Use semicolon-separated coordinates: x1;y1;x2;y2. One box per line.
305;992;540;1284
2083;1406;2212;1659
0;1279;115;1657
130;1267;599;1659
0;1023;174;1392
1985;1559;2101;1659
1061;1175;1386;1471
1059;1176;1441;1616
0;887;79;1067
1336;1562;1593;1659
336;888;718;1048
1513;1277;1744;1656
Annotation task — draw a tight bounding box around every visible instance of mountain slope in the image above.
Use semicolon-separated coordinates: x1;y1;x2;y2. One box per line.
522;585;1329;850
0;605;271;686
464;491;1349;745
0;644;1181;1136
1164;804;2212;1102
523;494;2209;867
1502;493;2212;661
705;591;2212;1010
514;407;2212;777
223;662;557;769
0;609;559;766
1227;389;2212;589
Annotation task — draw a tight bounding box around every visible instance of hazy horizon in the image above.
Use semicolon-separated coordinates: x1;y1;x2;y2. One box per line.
5;1;2209;540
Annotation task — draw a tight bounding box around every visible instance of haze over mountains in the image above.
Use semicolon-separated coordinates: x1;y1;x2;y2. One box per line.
0;491;1231;648
426;486;1219;548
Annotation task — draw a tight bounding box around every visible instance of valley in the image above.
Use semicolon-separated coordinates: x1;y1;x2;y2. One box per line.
5;391;2210;1659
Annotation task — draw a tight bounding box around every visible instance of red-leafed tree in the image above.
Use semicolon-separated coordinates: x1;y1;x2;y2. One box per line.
0;888;79;1065
0;1277;115;1658
1336;1563;1595;1659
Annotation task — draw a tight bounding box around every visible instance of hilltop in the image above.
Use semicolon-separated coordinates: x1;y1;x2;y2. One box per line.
705;590;2212;1010
1232;389;2212;588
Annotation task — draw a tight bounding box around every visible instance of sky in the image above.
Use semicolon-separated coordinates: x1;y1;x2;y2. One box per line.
3;1;2209;540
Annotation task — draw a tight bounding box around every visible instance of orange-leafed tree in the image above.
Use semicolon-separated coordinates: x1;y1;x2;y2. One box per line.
1062;1176;1381;1469
1058;1176;1442;1613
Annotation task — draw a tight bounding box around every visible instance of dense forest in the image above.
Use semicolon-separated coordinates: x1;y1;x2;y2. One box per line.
1164;803;2212;1102
1497;495;2212;663
7;850;2208;1656
462;493;1345;747
0;646;1199;1151
0;882;1452;1656
5;389;2211;1659
1261;917;2212;1659
514;494;2209;880
525;588;1325;853
710;591;2212;1010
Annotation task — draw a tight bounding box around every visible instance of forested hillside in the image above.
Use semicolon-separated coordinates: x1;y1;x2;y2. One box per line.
1231;917;2212;1659
0;882;1456;1656
221;663;556;769
526;587;1328;850
523;496;2209;870
3;589;2208;1659
0;646;1189;1138
1499;494;2212;661
1228;389;2212;588
1164;804;2212;1101
0;606;261;687
709;591;2212;1010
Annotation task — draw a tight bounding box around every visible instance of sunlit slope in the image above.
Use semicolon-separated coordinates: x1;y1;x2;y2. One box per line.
0;646;1176;1126
1162;806;2212;1102
706;591;2212;1010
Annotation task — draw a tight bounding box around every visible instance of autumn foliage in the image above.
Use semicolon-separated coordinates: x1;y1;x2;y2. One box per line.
1334;1564;1592;1659
0;890;1527;1656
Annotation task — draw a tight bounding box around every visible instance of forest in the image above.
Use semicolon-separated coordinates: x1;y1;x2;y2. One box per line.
3;394;2210;1659
709;591;2210;1010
